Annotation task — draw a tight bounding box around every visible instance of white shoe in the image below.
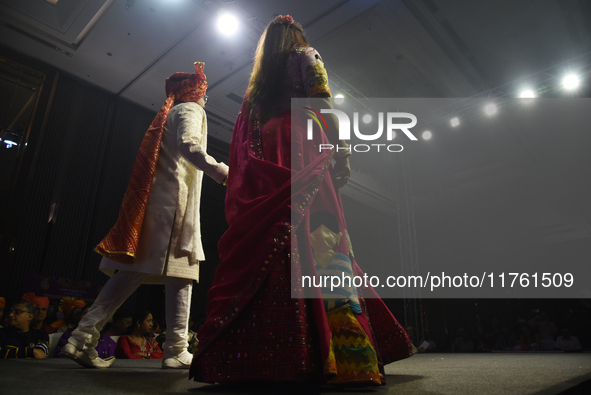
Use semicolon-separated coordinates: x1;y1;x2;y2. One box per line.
162;350;192;369
61;343;115;369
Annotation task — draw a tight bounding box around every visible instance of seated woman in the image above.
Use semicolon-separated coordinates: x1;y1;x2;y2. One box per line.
115;310;163;359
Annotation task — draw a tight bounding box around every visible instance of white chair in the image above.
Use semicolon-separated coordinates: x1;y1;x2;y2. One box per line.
48;332;64;357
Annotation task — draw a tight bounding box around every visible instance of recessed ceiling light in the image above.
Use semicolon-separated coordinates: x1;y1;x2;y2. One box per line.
562;74;580;91
484;103;497;116
217;13;239;36
519;89;536;98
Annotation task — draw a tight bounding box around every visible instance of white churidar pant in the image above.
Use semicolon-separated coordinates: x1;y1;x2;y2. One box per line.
69;270;192;359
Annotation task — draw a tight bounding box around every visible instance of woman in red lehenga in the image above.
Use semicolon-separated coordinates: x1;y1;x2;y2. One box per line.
190;15;414;386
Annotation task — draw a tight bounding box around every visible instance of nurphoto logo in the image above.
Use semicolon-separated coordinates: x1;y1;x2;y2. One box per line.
303;107;418;153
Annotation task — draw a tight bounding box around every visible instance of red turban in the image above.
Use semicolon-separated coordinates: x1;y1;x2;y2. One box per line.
165;64;207;100
36;297;50;309
22;293;50;309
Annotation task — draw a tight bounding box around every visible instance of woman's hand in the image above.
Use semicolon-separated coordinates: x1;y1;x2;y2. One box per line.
332;157;351;189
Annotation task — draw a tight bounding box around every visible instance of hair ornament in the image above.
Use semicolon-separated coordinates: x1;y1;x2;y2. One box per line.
273;14;294;25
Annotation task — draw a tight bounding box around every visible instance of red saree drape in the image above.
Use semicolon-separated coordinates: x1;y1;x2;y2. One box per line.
190;99;413;383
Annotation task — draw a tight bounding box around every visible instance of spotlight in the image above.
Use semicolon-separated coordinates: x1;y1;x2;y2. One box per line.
217;13;239;36
562;74;580;91
422;131;432;140
334;94;344;104
362;114;372;124
519;89;536;98
484;103;497;116
450;117;460;127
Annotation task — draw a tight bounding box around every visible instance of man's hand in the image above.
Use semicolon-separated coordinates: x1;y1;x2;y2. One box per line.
332;157;351;189
33;348;47;359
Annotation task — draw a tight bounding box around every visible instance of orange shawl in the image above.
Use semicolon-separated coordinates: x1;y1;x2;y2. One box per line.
95;62;207;263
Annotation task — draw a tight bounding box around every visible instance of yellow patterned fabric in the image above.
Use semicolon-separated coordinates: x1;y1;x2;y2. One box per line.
95;62;207;263
311;56;330;97
324;303;382;385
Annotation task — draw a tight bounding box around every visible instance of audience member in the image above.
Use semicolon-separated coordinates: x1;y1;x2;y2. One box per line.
481;316;501;350
45;298;61;331
104;309;133;337
55;305;92;357
518;326;540;351
150;317;162;340
0;301;49;358
115;310;163;359
494;326;518;351
573;307;591;351
50;297;86;333
555;329;582;351
529;312;558;350
84;309;133;359
452;328;474;352
22;293;52;333
0;297;5;328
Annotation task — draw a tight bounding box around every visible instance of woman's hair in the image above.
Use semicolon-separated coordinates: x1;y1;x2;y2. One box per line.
247;18;309;109
129;309;152;334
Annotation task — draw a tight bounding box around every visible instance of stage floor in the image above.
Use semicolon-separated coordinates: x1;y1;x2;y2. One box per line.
1;353;591;394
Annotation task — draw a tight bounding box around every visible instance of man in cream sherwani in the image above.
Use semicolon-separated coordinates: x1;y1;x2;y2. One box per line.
63;64;227;369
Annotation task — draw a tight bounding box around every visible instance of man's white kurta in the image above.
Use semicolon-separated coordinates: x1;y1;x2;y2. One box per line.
99;102;228;284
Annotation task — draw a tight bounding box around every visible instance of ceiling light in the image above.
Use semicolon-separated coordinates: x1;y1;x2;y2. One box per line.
334;94;344;104
562;74;580;91
484;103;497;116
422;131;432;140
450;117;460;127
217;13;239;36
519;89;536;98
362;114;372;124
